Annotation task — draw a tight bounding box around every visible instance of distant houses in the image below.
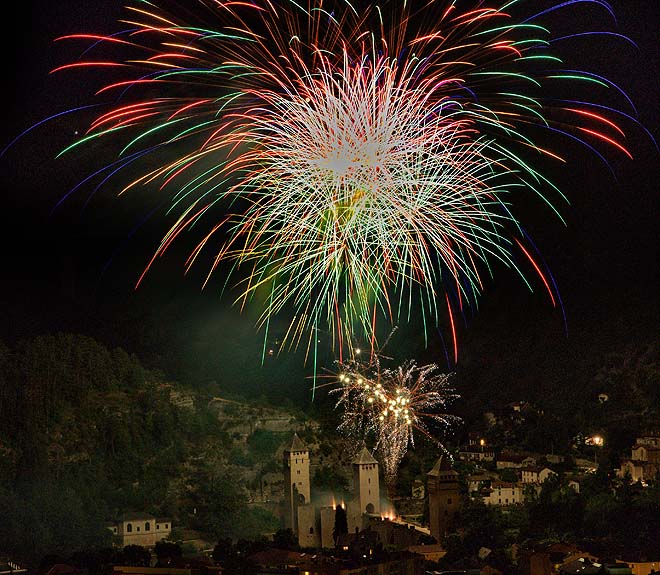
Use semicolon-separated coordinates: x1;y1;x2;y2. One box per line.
617;432;660;484
459;445;495;463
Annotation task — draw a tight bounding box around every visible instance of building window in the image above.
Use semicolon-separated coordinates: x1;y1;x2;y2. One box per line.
145;522;150;531
165;524;168;529
309;527;314;534
157;525;160;530
368;477;371;484
137;526;140;532
127;523;133;533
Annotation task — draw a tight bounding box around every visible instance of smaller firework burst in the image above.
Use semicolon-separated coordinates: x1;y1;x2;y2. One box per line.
331;353;460;496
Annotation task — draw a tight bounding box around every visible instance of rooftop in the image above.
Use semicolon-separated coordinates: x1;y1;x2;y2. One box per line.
353;445;378;465
284;432;307;453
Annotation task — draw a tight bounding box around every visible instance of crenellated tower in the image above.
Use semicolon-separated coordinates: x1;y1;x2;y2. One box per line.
283;432;311;532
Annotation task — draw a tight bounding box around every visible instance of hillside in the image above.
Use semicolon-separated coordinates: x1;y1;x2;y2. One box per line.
0;333;326;564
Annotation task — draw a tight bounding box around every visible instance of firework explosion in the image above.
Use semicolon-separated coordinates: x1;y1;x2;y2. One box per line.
331;354;460;494
16;0;640;364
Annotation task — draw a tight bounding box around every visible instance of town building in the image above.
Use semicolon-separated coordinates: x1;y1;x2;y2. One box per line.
521;466;557;484
107;513;172;548
458;445;496;462
482;481;524;506
617;433;660;484
496;453;537;470
467;472;497;493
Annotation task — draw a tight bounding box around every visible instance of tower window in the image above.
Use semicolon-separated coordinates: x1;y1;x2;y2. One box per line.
126;523;133;533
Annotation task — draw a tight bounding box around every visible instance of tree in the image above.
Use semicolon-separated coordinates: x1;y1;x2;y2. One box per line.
211;538;234;563
333;505;348;546
117;545;151;567
154;541;182;566
312;465;349;494
272;528;298;550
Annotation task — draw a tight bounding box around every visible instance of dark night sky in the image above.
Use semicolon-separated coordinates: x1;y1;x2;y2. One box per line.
2;0;658;409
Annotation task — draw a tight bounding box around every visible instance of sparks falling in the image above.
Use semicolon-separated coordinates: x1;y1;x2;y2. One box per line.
27;0;641;366
331;354;460;493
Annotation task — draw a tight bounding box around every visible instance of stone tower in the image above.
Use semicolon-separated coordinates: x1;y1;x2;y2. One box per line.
283;432;311;532
427;454;460;542
352;445;380;516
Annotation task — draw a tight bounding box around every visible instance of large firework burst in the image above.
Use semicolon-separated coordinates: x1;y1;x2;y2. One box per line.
331;352;460;494
15;0;640;364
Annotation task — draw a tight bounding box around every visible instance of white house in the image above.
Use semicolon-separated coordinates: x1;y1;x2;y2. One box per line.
521;466;557;484
482;481;524;506
107;513;172;547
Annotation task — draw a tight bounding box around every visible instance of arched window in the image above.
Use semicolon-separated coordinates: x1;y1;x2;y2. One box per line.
145;522;151;531
126;523;133;533
309;527;314;534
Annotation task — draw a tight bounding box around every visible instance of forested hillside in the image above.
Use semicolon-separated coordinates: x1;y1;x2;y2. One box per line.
0;333;284;563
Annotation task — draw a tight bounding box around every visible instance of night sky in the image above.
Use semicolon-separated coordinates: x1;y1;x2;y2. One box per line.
2;0;658;410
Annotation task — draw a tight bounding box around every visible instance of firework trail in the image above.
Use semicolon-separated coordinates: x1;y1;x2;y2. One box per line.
331;352;460;495
16;0;640;367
